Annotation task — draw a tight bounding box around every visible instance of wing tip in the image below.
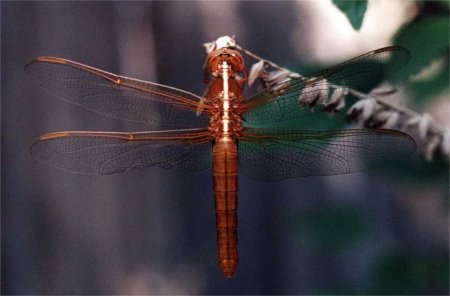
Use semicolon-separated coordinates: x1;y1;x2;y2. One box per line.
37;132;71;141
376;128;417;156
28;56;66;64
25;56;67;70
29;132;70;154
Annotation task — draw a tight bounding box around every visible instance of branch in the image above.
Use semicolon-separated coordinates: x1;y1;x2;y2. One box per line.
235;43;449;162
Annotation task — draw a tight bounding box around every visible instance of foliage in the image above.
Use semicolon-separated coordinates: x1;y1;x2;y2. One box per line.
332;0;367;30
335;1;449;108
382;155;449;187
393;17;449;107
287;4;449;294
305;1;450;164
290;205;370;250
392;17;449;81
408;63;449;108
370;249;449;294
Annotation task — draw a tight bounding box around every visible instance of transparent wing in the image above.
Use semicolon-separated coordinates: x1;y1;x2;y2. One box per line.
238;128;416;181
240;46;410;125
30;129;213;174
25;57;210;129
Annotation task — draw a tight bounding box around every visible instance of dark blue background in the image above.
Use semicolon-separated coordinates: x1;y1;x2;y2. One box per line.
2;2;448;294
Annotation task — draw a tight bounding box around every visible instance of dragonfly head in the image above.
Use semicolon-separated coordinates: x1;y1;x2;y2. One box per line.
205;49;244;78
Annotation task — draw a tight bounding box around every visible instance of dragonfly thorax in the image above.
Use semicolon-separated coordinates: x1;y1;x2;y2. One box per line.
205;57;244;137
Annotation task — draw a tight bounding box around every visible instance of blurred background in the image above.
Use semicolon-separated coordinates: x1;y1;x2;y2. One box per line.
2;1;448;294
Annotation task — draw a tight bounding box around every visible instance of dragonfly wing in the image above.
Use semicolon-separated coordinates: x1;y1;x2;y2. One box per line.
238;128;416;181
25;57;209;129
30;129;213;174
241;46;410;125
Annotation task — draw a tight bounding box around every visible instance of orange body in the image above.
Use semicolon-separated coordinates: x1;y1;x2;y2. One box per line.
212;136;238;276
205;48;245;277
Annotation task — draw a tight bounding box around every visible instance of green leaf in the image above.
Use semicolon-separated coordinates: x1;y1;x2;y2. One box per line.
371;250;449;294
380;156;449;203
391;17;449;84
290;205;370;249
382;155;448;182
332;0;368;30
408;58;449;107
438;0;450;9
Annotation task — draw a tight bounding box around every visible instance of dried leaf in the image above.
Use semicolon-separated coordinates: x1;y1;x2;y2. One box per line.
262;69;291;86
298;79;330;108
418;113;431;140
298;84;316;106
381;111;400;129
364;110;391;129
406;115;422;127
423;134;441;161
324;87;348;112
248;60;265;86
262;69;292;93
440;133;449;157
361;98;377;120
316;79;330;106
347;98;376;122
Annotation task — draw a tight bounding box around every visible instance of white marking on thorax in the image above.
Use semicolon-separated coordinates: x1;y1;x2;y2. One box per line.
221;61;230;134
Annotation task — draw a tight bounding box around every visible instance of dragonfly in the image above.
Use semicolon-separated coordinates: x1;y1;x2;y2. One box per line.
27;36;416;277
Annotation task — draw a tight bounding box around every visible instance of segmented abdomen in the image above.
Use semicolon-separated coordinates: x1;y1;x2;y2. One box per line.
212;136;238;277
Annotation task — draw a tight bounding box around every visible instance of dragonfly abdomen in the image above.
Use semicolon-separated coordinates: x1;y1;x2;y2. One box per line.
213;136;238;277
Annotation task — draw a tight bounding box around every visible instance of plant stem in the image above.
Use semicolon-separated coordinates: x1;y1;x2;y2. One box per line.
237;44;447;136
